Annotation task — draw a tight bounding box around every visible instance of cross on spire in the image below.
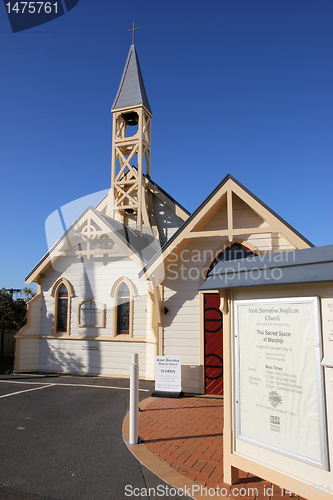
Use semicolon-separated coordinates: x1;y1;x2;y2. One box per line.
128;21;140;45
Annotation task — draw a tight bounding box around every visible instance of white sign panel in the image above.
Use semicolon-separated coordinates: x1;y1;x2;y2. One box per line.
234;297;328;469
155;356;181;393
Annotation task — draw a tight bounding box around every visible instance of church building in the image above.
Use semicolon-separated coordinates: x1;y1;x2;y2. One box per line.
15;43;312;395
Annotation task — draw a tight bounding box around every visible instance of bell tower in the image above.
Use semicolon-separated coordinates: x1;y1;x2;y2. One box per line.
109;42;152;230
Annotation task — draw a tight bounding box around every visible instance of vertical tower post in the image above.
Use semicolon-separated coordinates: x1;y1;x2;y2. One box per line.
109;44;152;231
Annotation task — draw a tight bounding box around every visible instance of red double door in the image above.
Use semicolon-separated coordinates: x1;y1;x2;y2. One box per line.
204;293;223;395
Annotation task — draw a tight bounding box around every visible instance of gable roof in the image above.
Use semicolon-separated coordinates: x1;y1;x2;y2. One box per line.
26;206;161;284
112;44;152;115
26;173;188;284
200;244;333;290
139;174;313;279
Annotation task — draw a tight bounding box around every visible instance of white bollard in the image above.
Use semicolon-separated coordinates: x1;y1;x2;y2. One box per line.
129;353;139;445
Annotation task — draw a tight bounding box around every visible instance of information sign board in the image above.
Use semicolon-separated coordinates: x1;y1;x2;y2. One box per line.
234;297;327;469
155;356;181;394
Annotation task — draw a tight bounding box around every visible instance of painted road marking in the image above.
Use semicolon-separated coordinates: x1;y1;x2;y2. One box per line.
0;384;56;399
0;380;149;392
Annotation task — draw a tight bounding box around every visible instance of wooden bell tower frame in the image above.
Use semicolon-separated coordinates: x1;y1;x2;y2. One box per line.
110;103;152;229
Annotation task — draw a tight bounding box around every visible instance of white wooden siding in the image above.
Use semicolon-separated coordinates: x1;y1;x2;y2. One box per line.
40;256;149;338
145;342;155;379
164;268;202;393
18;253;154;378
232;194;265;229
18;339;40;371
204;204;228;231
38;338;152;378
27;293;42;334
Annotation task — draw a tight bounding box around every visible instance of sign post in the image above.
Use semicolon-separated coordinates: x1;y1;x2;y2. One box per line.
129;353;139;445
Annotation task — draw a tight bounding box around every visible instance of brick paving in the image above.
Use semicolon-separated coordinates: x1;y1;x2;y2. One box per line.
137;396;304;500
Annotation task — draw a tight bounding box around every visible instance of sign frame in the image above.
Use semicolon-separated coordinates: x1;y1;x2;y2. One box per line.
77;299;105;328
234;296;328;470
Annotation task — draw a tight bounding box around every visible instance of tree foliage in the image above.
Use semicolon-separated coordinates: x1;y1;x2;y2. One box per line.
0;288;27;332
23;287;36;302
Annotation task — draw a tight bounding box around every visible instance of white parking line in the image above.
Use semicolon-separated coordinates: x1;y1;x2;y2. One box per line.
0;379;149;392
0;384;56;399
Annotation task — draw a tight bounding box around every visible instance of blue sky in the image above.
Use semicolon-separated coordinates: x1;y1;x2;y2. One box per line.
0;0;332;290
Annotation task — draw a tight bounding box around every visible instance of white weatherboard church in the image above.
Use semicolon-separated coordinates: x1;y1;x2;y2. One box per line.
15;42;312;395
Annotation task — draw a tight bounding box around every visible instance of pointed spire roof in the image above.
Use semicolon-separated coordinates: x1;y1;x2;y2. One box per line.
112;44;152;115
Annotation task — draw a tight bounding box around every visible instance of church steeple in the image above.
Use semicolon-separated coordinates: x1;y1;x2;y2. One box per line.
112;44;152;115
109;43;152;231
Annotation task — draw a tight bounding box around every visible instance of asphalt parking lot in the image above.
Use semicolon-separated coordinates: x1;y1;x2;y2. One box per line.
0;366;182;500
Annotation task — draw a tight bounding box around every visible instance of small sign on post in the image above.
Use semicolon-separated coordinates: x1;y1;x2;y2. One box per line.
153;356;183;398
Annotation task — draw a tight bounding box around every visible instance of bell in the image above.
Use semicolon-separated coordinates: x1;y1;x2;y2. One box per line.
122;111;139;126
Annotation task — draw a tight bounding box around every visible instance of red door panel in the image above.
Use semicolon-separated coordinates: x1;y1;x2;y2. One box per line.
204;293;223;395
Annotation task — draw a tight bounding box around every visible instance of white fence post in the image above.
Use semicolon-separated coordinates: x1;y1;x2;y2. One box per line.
129;353;139;445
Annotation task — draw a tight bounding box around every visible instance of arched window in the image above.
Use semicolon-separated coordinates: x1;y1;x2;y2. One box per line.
207;242;257;277
51;278;74;335
116;283;130;335
110;277;137;337
57;285;68;332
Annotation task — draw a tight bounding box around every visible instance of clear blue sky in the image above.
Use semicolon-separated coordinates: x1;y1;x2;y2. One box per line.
1;0;332;290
